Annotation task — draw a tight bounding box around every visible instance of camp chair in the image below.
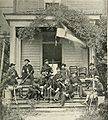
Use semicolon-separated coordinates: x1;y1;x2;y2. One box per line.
79;67;87;79
69;66;78;75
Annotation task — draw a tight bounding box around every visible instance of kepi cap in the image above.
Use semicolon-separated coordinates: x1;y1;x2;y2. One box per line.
44;59;48;63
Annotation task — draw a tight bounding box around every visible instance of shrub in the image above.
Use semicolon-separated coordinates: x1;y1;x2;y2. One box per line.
98;102;108;120
77;111;103;120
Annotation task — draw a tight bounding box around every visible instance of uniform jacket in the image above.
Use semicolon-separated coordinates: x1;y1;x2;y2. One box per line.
88;67;99;77
60;68;69;81
95;81;104;95
41;64;53;77
41;64;52;73
22;64;34;80
6;68;19;85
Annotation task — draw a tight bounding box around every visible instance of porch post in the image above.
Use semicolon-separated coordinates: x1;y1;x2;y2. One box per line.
89;45;95;64
16;38;21;76
10;26;16;63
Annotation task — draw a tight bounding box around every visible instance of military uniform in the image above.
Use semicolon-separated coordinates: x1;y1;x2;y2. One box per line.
52;71;63;101
60;81;74;106
88;68;98;78
41;64;53;78
60;68;70;83
6;67;19;86
5;64;19;97
88;63;98;78
25;79;41;100
22;64;34;83
95;80;104;96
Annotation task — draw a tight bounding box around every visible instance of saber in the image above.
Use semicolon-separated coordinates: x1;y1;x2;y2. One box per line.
20;70;34;85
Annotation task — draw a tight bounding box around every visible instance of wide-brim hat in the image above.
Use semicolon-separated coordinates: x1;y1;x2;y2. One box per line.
9;63;16;67
89;63;94;66
24;59;30;62
44;59;48;63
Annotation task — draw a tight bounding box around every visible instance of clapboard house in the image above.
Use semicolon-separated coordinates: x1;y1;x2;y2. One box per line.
3;0;106;77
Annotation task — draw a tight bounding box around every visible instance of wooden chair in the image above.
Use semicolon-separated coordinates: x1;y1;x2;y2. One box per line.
79;67;87;78
69;66;78;75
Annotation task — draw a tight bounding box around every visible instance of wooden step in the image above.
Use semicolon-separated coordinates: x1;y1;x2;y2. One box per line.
11;98;85;105
11;102;86;109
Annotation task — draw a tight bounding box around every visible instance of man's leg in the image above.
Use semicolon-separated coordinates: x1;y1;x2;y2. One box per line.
60;93;67;106
54;91;60;101
30;74;34;84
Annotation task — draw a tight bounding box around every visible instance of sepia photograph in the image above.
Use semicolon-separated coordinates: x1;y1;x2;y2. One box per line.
0;0;107;120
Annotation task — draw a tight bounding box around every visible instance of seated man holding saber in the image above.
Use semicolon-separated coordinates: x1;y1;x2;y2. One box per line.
21;59;34;84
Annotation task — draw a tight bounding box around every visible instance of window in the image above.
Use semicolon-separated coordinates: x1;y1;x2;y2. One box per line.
45;2;59;9
44;0;60;9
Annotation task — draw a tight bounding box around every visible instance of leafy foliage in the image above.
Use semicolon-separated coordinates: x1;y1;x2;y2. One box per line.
1;106;24;120
98;102;108;120
77;111;103;120
95;16;107;90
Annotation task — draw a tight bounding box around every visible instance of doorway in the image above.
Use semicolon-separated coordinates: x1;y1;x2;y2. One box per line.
43;43;62;68
42;28;62;68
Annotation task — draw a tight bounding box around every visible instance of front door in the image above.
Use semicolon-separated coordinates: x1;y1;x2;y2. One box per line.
42;28;62;68
43;43;62;68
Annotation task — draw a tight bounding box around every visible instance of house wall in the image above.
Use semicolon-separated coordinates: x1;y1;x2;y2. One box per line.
21;37;88;77
14;0;105;14
62;39;88;69
21;35;42;77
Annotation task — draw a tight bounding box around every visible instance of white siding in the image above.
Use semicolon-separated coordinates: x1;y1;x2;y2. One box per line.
21;37;42;77
62;39;88;69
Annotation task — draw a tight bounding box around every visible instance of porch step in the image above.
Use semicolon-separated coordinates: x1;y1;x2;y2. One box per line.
11;82;90;109
11;102;86;109
11;98;85;105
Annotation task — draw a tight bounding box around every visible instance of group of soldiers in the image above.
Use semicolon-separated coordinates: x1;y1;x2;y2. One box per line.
2;58;104;107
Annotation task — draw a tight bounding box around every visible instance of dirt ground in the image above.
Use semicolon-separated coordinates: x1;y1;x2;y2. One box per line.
22;108;85;120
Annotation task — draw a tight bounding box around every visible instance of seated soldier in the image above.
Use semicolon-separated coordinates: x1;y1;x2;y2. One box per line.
83;76;104;106
21;59;34;84
69;72;83;97
24;78;41;100
60;79;74;106
41;59;53;80
52;67;63;101
39;74;47;96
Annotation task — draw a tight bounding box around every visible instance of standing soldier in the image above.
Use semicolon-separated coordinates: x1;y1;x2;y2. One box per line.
21;59;34;84
4;63;19;99
6;63;19;86
88;63;99;78
88;63;99;90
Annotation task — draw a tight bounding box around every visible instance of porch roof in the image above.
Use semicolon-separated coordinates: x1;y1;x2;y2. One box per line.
4;13;86;47
4;12;101;25
4;13;56;25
